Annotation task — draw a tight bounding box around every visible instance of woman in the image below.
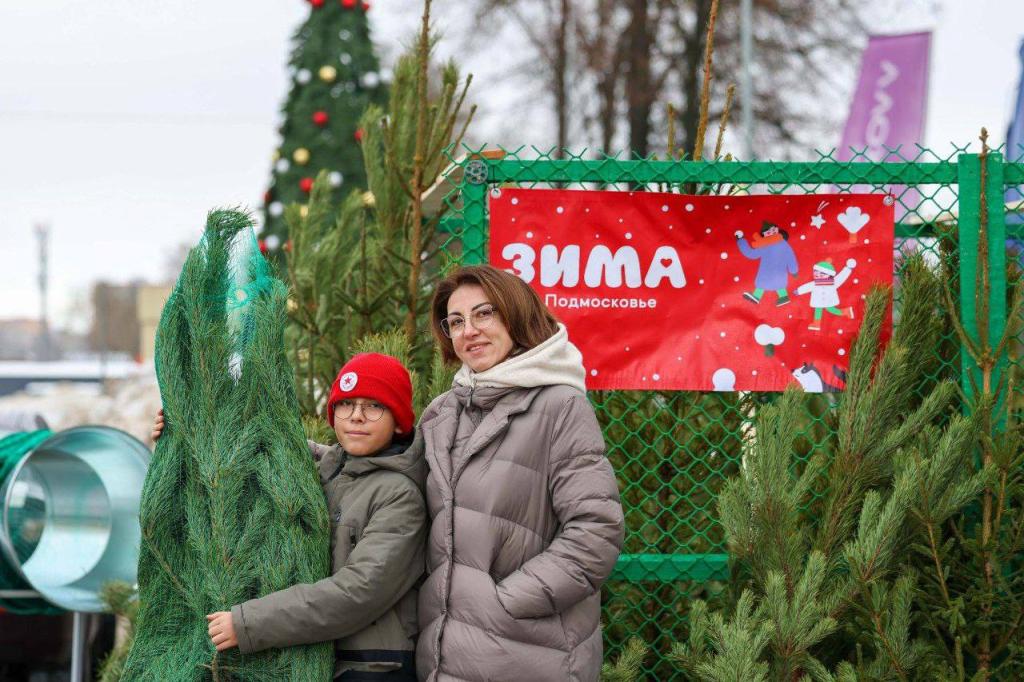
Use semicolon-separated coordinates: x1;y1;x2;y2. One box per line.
416;265;625;682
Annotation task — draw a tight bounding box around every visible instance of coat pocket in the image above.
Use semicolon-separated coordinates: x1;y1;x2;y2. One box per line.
331;520;357;568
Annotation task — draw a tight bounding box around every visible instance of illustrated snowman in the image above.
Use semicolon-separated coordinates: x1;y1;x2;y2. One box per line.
794;258;856;331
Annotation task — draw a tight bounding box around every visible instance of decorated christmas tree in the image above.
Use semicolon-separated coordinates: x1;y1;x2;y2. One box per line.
121;211;333;681
261;0;385;250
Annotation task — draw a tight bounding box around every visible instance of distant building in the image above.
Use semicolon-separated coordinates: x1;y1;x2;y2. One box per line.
136;285;173;362
0;318;44;360
0;319;85;361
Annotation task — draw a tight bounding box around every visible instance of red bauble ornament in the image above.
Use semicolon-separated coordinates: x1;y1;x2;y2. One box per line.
362;1;371;10
264;189;273;204
354;128;364;142
284;240;293;252
300;177;315;193
258;239;269;254
310;0;325;7
312;110;329;127
341;0;357;7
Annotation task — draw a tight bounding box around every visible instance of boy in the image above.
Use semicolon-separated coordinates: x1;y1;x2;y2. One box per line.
159;353;426;681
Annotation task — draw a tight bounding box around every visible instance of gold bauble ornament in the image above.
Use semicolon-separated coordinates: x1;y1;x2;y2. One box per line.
293;147;311;165
361;191;376;208
318;65;337;83
299;205;309;218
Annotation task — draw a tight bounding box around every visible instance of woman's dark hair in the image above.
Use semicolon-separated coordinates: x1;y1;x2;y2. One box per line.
430;265;560;365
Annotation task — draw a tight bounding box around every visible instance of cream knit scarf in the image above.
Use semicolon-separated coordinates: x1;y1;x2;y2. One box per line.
452;323;586;393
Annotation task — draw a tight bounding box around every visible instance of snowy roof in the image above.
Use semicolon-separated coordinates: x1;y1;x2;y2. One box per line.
0;360;147;379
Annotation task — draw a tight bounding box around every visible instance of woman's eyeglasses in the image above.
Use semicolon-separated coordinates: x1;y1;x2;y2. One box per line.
440;305;498;339
335;399;386;422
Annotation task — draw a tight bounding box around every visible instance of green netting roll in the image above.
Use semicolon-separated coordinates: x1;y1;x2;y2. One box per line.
121;210;333;681
0;429;62;615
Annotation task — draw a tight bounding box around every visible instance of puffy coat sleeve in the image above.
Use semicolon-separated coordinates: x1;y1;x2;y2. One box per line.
495;392;625;619
307;439;331;462
231;480;426;653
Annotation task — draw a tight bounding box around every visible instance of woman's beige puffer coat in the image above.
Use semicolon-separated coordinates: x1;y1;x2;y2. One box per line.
416;325;625;682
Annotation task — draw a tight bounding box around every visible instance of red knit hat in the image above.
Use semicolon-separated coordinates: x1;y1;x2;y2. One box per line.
326;353;414;434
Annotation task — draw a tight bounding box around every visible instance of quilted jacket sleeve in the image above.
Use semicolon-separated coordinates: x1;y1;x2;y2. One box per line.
496;392;625;618
231;480;426;653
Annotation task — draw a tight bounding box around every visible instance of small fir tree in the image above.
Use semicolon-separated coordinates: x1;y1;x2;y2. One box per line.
122;211;333;681
285;0;473;418
670;255;1008;680
261;0;385;249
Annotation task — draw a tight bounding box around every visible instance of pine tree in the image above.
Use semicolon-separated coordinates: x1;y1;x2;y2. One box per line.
673;255;997;680
261;0;385;250
122;211;333;681
284;0;473;418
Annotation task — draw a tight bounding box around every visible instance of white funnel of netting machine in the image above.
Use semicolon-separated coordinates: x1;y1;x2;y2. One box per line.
0;425;150;612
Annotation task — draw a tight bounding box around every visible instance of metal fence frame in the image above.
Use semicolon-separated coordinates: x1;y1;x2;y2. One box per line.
439;146;1021;676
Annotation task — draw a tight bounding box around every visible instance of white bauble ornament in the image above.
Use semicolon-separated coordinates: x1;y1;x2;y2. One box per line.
275;158;290;173
361;72;380;88
268;202;284;217
328;171;343;187
296;69;312;84
265;234;281;250
339;52;352;65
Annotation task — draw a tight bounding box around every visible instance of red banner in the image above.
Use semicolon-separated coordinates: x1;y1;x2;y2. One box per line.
488;188;894;392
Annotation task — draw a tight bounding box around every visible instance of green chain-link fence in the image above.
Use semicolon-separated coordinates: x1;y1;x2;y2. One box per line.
433;143;1021;678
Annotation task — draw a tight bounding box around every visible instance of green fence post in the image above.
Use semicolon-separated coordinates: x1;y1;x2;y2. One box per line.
957;152;1008;408
460;160;489;265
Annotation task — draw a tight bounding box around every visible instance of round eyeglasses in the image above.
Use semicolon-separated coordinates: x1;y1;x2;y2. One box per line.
334;400;386;421
441;305;498;338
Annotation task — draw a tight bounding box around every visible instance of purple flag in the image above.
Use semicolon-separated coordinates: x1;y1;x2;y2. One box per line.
838;32;931;162
837;32;931;225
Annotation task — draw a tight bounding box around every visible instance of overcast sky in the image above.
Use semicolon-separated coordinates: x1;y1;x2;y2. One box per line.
1;0;1022;331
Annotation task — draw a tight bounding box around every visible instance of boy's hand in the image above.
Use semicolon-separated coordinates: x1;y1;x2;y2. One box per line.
206;611;239;651
151;409;164;442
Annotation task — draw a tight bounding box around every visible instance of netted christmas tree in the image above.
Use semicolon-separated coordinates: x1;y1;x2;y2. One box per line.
261;0;385;249
121;210;333;681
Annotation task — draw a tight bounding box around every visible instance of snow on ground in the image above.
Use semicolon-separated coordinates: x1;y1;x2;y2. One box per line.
0;368;161;446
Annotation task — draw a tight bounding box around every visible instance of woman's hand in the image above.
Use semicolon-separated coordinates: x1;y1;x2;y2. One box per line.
206;611;239;651
151;408;164;441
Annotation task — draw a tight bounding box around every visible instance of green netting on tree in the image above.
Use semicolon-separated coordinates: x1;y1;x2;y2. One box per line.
0;429;62;615
121;210;333;681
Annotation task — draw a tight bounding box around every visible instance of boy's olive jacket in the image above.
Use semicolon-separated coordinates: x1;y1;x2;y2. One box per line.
231;430;427;678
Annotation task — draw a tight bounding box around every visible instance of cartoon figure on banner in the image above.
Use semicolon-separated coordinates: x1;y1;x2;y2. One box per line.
792;362;848;393
795;258;856;331
734;221;798;306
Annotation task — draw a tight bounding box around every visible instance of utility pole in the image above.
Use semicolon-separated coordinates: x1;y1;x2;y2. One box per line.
35;223;52;361
740;0;754;160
